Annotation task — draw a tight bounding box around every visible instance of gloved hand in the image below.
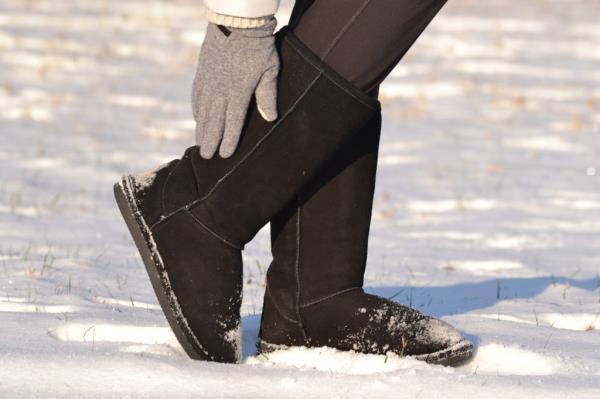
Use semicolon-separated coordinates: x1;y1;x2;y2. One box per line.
192;19;279;159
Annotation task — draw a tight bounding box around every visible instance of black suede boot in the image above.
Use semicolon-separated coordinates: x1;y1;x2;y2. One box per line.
259;112;473;367
114;28;379;363
114;150;243;363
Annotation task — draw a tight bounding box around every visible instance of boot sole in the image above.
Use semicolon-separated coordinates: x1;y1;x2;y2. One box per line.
413;339;473;367
259;339;473;367
114;176;209;361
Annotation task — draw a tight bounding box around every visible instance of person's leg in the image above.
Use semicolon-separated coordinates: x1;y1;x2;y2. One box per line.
294;0;448;93
288;0;316;29
260;0;472;366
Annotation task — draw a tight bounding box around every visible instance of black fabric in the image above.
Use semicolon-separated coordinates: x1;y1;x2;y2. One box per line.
217;25;232;37
265;114;381;323
163;149;201;214
288;0;316;28
133;159;179;227
258;112;392;350
291;0;448;93
302;291;448;356
124;157;242;362
152;210;243;361
260;287;307;347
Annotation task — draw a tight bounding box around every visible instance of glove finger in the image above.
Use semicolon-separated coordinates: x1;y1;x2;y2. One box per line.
191;56;207;121
195;122;204;149
194;93;210;146
219;95;252;159
255;65;279;122
200;98;227;159
191;75;201;121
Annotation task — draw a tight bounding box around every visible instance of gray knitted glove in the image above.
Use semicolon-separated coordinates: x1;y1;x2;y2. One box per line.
192;19;279;159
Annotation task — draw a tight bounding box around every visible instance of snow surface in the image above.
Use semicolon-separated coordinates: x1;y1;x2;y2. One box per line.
1;0;600;397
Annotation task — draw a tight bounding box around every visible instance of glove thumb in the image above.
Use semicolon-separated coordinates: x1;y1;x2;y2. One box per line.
255;65;279;122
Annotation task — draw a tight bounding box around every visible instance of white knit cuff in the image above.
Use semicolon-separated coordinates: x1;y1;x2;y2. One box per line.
204;8;274;29
204;0;280;19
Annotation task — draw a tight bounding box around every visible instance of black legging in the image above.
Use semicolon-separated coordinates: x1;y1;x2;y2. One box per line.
288;0;448;94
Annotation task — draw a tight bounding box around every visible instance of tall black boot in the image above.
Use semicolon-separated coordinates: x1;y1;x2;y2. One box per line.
113;28;379;363
259;111;473;366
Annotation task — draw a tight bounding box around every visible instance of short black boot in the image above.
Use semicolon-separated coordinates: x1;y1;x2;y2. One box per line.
259;112;473;366
115;148;246;362
114;28;379;363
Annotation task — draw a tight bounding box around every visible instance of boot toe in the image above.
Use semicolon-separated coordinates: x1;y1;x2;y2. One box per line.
289;291;473;366
418;317;465;349
412;317;473;366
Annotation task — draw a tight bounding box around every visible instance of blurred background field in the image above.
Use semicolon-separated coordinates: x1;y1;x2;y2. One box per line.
0;1;599;397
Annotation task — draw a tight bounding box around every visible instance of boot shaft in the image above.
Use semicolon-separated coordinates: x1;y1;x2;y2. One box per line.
266;112;382;324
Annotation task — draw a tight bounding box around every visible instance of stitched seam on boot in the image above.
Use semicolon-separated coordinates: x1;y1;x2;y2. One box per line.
184;209;244;250
299;287;363;309
265;284;303;326
148;203;243;250
294;196;309;342
161;159;181;217
197;73;322;205
149;198;200;230
188;150;203;197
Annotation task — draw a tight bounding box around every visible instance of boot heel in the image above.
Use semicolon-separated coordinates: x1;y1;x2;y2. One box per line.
258;288;307;352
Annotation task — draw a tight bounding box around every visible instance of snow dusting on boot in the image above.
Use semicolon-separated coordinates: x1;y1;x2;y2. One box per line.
132;162;166;190
223;322;242;363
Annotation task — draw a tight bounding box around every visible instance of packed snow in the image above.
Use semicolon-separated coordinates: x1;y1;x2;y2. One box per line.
1;0;599;397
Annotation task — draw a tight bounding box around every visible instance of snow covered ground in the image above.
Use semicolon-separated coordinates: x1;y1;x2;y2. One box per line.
1;0;600;397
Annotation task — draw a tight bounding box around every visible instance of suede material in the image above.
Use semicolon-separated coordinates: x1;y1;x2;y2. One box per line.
133;159;179;227
262;200;300;322
120;154;243;362
162;148;201;214
127;155;243;362
297;115;381;302
260;113;382;344
153;211;242;362
260;287;306;347
132;150;202;226
301;291;449;356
